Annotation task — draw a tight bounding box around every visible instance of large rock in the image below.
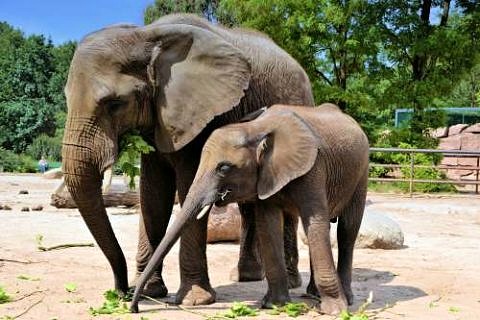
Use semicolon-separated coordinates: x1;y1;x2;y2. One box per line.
299;209;404;250
207;204;241;243
448;124;468;136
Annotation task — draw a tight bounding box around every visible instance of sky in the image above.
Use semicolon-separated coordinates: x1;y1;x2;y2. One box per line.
0;0;153;44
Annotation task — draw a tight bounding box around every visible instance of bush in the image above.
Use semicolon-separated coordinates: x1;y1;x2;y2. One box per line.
26;133;62;161
370;141;456;193
0;148;37;173
0;98;56;153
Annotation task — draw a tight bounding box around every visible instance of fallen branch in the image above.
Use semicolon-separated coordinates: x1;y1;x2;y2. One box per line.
13;290;46;302
37;243;94;252
0;258;36;264
9;296;45;319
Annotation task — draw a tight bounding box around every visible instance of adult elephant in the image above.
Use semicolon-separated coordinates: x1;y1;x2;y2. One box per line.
62;14;314;305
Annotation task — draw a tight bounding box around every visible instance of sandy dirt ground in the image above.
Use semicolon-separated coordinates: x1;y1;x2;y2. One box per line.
1;173;479;320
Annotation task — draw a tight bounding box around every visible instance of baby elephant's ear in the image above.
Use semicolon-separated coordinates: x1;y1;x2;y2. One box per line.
256;111;318;200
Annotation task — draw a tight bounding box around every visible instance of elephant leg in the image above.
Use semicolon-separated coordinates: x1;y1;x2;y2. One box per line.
255;202;290;308
174;152;215;306
301;204;347;315
306;256;319;297
283;212;302;289
230;202;264;282
337;177;367;305
133;152;176;297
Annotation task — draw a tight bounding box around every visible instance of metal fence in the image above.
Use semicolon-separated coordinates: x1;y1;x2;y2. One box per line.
369;147;480;196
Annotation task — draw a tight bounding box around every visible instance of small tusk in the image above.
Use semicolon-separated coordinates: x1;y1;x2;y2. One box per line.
196;204;212;220
102;167;113;194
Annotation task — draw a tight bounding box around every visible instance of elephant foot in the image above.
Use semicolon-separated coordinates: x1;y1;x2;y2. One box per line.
131;273;168;298
230;260;264;282
175;282;216;306
319;295;348;315
287;270;302;289
261;290;291;309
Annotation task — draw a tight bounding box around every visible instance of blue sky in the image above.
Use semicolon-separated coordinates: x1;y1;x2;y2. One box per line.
0;0;153;44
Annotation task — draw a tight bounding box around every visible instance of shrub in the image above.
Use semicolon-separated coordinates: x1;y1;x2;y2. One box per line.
26;133;62;161
0;148;37;173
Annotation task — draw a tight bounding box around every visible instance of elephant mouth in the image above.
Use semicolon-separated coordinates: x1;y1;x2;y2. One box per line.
214;188;232;207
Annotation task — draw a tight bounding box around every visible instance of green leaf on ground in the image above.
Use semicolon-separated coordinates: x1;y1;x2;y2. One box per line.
448;306;460;313
88;289;129;316
267;302;310;317
64;282;77;293
0;286;12;304
222;302;258;318
17;274;41;281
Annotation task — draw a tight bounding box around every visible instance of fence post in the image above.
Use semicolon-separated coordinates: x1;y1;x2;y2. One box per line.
476;156;479;194
409;151;415;197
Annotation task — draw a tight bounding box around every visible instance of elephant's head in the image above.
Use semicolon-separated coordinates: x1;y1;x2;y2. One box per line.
62;19;251;293
130;106;318;311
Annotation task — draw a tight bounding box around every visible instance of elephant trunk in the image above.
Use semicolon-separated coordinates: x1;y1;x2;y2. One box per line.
62;120;128;293
130;175;216;312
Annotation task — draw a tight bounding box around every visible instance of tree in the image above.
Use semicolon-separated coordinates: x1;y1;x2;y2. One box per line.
48;41;76;112
144;0;219;24
7;34;55;101
0;22;25;102
0;98;56;153
374;0;480;144
218;0;383;114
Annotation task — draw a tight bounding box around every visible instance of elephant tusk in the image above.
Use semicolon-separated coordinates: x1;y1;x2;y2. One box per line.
196;204;213;220
102;167;113;194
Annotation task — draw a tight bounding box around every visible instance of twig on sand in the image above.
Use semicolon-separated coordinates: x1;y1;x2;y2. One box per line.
37;243;94;251
9;295;45;319
0;258;36;264
13;290;46;302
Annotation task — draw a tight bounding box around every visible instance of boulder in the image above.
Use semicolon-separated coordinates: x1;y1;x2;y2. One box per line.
448;124;468;136
460;132;480;150
18;190;29;195
463;123;480;133
431;127;448;138
299;209;404;250
31;205;43;211
43;168;63;179
207;204;241;243
438;134;461;150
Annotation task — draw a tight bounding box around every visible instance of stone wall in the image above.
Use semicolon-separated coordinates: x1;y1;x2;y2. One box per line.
433;124;480;181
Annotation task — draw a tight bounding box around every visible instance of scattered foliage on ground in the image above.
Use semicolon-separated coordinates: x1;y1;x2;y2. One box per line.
216;301;258;318
267;302;310;317
88;290;130;316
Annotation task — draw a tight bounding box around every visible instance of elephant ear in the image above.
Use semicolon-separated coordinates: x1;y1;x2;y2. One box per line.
255;110;318;200
144;24;251;152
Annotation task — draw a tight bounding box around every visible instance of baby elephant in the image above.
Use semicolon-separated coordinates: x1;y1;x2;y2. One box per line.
131;104;369;315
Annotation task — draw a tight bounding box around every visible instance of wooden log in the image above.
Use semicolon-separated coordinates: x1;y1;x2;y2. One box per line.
50;181;140;208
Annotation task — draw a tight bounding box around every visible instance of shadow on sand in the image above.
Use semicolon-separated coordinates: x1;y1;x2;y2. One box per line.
137;267;426;314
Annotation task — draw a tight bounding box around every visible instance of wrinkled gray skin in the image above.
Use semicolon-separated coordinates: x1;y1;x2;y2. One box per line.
131;104;369;315
62;14;313;305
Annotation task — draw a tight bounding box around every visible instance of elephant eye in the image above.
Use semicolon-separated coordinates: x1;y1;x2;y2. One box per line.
217;161;234;175
106;98;127;113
